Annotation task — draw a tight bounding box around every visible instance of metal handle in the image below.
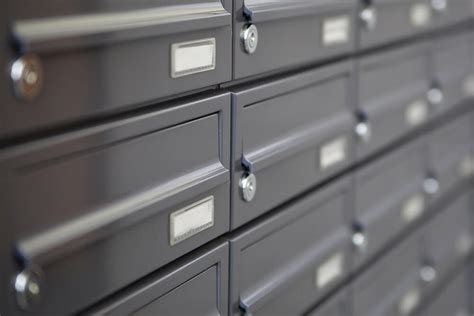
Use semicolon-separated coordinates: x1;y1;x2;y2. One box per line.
359;6;377;31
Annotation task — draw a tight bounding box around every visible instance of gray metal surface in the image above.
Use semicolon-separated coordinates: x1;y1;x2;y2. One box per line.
1;0;232;138
356;43;430;160
353;138;427;269
227;177;352;316
358;0;434;49
232;0;356;80
85;241;229;316
0;92;231;314
306;289;350;316
353;231;423;316
231;61;355;229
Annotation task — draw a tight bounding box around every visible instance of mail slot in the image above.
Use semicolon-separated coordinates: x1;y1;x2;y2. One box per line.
356;43;430;160
3;0;232;138
422;191;472;287
429;31;473;118
233;0;356;80
358;0;433;49
353;231;423;316
427;114;473;203
353;139;427;269
2;93;230;313
85;241;229;315
231;62;354;228
421;268;470;316
228;178;352;316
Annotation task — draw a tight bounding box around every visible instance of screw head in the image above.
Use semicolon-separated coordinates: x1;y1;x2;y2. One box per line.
360;6;377;31
15;267;44;310
241;24;259;54
10;54;44;101
240;173;257;202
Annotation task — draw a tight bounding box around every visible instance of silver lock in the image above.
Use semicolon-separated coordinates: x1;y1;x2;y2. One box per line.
359;6;377;31
420;265;437;283
354;120;372;143
15;267;44;310
10;54;44;101
423;176;440;196
431;0;447;13
427;86;444;106
352;230;368;253
240;173;257;202
241;24;259;54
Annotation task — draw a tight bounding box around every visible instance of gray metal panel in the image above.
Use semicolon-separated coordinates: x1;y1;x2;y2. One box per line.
422;268;470;316
353;138;427;269
1;0;232;138
358;0;434;50
422;191;472;284
353;231;423;316
306;288;350;316
430;31;473;118
427;115;473;203
356;43;430;160
233;0;357;80
228;177;352;316
231;61;355;229
431;0;473;28
0;92;231;314
86;241;229;316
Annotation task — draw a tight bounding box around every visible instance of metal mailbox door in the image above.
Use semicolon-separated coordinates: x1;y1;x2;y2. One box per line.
2;0;232;138
353;139;427;268
233;0;356;80
356;43;430;160
232;62;354;228
86;241;229;316
1;92;231;314
228;178;352;316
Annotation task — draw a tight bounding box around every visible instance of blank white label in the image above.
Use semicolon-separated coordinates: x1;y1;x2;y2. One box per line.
171;38;216;78
405;100;428;127
320;137;347;170
463;75;474;97
458;155;474;177
169;196;214;245
322;15;350;46
401;193;425;223
456;231;472;256
410;4;432;27
316;252;343;289
399;287;421;316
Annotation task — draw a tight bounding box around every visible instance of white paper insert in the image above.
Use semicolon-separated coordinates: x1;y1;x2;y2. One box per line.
322;15;350;46
170;196;214;245
401;193;425;223
171;38;216;78
405;100;428;127
399;287;421;316
320;137;347;170
316;252;344;289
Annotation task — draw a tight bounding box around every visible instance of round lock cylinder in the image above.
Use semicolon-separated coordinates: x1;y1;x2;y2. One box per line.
427;86;444;107
240;173;257;202
420;265;437;283
10;54;44;101
423;176;440;196
359;6;377;31
352;222;368;253
431;0;447;13
15;267;44;311
241;24;259;54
